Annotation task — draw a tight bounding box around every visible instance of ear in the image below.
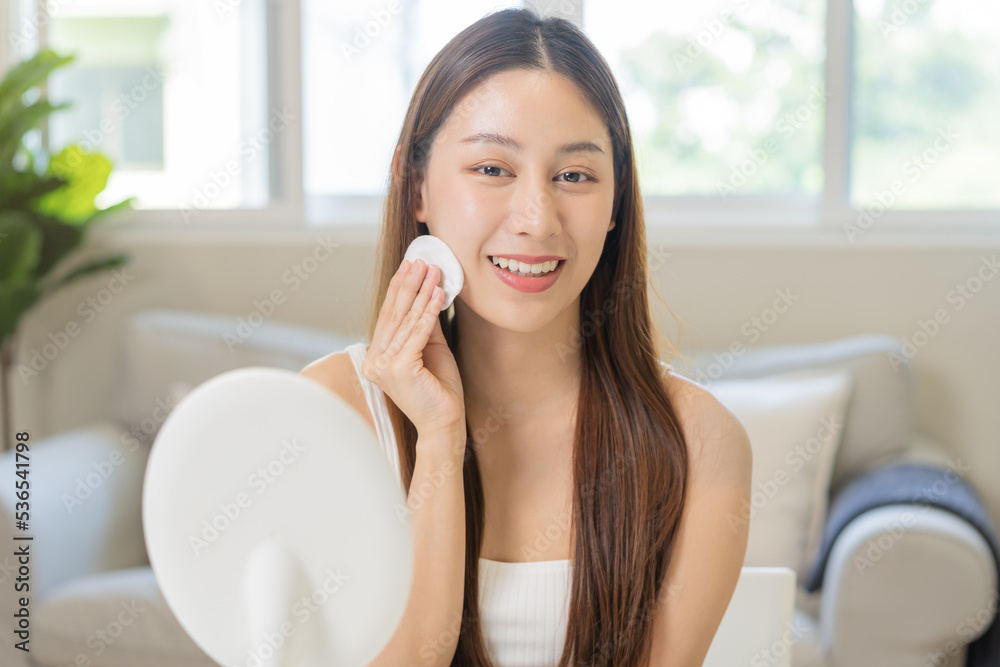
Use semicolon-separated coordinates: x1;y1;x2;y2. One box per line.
412;166;429;225
394;144;429;223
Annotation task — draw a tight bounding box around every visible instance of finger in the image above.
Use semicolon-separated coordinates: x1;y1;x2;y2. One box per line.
374;259;409;333
371;259;414;355
381;259;410;313
367;259;411;379
386;263;440;357
386;260;433;347
426;290;447;347
401;279;446;359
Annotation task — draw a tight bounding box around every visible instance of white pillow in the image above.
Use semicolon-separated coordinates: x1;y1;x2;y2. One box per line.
703;368;853;584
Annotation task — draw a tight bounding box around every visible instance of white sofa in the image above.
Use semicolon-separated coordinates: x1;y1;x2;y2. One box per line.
0;308;995;667
678;335;998;667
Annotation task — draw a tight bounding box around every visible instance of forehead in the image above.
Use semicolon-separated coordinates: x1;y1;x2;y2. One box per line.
437;68;612;152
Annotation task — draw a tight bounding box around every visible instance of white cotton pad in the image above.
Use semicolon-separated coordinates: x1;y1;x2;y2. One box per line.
403;235;464;311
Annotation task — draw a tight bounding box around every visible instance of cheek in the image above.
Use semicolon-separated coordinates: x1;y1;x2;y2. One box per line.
571;227;612;277
431;176;500;227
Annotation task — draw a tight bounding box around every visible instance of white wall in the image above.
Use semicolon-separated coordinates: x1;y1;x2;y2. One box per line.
6;228;1000;532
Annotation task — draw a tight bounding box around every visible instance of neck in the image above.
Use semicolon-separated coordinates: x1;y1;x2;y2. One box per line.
453;297;583;439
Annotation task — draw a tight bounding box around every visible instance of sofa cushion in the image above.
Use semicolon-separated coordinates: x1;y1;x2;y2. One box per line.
705;368;853;584
110;309;353;446
674;334;912;495
0;422;150;602
33;566;218;667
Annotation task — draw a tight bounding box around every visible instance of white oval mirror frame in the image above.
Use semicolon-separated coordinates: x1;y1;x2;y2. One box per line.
142;367;414;667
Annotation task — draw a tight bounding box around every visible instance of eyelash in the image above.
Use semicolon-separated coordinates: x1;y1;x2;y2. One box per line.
472;165;596;183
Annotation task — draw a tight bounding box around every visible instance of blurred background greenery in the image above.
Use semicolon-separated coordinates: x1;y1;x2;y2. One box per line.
26;0;1000;210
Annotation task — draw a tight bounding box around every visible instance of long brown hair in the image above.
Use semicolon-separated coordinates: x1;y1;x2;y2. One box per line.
364;8;689;666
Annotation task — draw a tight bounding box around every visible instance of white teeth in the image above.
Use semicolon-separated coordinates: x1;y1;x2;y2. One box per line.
490;256;559;275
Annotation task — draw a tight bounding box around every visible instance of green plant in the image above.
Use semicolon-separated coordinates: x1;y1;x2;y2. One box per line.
0;49;134;453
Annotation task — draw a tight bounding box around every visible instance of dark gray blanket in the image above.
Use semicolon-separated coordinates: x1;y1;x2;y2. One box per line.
804;462;999;665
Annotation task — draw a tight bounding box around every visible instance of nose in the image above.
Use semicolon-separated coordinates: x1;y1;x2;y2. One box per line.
509;172;561;238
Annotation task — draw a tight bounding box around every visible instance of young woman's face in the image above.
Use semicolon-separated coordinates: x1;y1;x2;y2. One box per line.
414;68;616;331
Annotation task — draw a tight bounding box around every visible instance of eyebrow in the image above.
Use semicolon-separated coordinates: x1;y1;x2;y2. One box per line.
458;131;605;156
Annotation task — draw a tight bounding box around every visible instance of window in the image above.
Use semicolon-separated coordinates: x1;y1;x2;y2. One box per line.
40;0;273;216
8;0;998;233
851;0;1000;209
584;0;826;198
300;0;525;208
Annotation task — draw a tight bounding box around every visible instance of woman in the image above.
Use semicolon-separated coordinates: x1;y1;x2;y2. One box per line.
301;7;752;667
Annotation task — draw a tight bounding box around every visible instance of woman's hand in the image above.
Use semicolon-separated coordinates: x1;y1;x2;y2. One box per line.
363;258;466;442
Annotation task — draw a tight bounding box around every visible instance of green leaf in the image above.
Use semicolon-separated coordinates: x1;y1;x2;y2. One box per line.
28;212;84;280
0;49;75;120
0;212;42;281
81;197;134;226
33;146;114;223
0;99;72;168
41;252;130;298
0;169;67;211
0;277;41;344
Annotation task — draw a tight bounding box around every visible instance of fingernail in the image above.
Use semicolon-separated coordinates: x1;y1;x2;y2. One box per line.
409;259;422;274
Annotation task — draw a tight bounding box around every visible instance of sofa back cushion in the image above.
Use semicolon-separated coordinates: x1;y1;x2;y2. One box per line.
671;334;913;494
111;309;353;446
705;368;853;582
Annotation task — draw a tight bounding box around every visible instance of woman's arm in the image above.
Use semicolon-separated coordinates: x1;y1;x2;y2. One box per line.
647;380;754;667
299;358;467;667
366;429;468;667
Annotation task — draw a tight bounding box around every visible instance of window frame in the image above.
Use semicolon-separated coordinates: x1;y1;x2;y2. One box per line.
11;0;304;231
5;0;998;245
822;0;999;233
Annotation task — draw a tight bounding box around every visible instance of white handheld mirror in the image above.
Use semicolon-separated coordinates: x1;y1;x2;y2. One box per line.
142;367;414;667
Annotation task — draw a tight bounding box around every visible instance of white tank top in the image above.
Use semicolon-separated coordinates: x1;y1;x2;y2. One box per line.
343;342;572;667
340;341;675;666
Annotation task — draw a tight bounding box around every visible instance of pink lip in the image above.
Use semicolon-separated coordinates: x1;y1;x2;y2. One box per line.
488;254;565;263
488;257;565;293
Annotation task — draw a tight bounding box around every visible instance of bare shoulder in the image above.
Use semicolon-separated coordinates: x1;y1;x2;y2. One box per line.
299;352;370;427
660;367;753;488
648;367;754;663
300;350;351;384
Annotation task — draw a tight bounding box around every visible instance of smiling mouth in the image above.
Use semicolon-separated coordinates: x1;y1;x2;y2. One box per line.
487;257;565;277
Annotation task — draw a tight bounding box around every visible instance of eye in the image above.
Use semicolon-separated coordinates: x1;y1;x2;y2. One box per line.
557;171;595;183
472;165;511;177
